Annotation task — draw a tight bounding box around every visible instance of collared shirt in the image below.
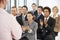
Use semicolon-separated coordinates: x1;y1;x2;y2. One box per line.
36;14;41;19
0;8;22;40
44;16;50;21
50;13;58;18
22;14;27;21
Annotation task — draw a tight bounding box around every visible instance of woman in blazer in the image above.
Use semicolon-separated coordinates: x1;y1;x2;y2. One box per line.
50;6;60;36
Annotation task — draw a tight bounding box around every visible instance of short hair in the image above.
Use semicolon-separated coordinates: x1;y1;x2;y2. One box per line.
27;12;33;16
38;6;43;11
18;6;22;8
11;6;16;8
52;6;59;13
22;5;28;10
32;3;36;6
43;7;51;14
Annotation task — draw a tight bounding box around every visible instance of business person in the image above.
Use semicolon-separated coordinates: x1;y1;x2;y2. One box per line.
21;12;38;40
50;6;60;36
43;7;56;40
33;6;44;23
0;0;22;40
31;3;37;15
16;6;28;26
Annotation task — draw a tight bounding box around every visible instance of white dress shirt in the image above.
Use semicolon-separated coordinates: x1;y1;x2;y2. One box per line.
50;13;58;18
0;8;22;40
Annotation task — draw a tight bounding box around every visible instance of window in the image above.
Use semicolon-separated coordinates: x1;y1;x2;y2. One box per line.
27;0;37;11
11;0;15;7
17;0;24;7
39;0;57;8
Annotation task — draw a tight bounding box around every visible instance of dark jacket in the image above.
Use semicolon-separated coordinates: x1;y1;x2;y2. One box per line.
34;11;44;23
16;14;27;26
37;17;56;39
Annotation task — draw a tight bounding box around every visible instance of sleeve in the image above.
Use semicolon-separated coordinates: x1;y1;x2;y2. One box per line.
46;19;56;32
27;23;38;35
10;16;22;40
28;23;38;40
35;23;38;40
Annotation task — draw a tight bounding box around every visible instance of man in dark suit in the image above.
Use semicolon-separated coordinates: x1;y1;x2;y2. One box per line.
16;6;28;26
31;3;37;15
33;6;44;23
37;7;56;40
43;7;56;40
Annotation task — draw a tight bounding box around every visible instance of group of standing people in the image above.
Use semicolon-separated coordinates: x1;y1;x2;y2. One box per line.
0;0;60;40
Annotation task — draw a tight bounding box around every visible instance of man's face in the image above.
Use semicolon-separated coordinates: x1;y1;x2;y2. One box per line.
37;8;42;14
32;5;36;10
27;14;33;21
11;8;17;16
22;7;27;14
44;9;50;17
18;7;22;13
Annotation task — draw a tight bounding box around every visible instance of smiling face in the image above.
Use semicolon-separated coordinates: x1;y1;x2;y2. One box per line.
37;8;43;14
22;7;27;15
27;13;33;21
52;7;58;14
32;5;36;10
44;9;50;17
11;7;17;16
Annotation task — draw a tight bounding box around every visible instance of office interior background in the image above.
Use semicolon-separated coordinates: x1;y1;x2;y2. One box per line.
6;0;60;15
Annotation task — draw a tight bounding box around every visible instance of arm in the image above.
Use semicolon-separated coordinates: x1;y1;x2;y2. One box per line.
45;19;56;32
10;16;22;40
27;23;38;40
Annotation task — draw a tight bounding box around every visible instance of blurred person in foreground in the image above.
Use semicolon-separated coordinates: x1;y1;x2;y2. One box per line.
0;0;22;40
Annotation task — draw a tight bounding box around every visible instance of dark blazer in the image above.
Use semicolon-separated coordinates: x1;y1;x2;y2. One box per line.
37;25;45;39
44;17;56;35
16;14;27;26
34;11;44;23
37;17;56;40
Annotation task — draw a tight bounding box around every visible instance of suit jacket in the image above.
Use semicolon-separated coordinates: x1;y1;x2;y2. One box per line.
37;25;45;39
44;17;56;35
34;11;44;22
16;14;27;26
54;15;60;32
22;21;38;40
31;10;37;15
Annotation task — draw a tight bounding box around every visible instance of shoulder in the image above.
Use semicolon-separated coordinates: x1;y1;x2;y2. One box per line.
50;17;56;22
33;21;38;25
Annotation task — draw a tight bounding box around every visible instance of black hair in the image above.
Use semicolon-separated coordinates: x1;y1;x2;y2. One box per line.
27;12;33;16
43;7;51;14
22;5;28;10
32;3;36;6
38;6;43;11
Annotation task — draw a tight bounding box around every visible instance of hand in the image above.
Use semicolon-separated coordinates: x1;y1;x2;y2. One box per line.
40;21;43;26
27;26;30;31
45;24;48;27
44;19;47;25
22;26;27;32
33;15;36;20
